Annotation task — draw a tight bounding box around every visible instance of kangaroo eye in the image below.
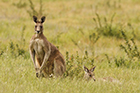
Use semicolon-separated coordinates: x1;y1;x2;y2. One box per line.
40;26;42;29
35;26;37;28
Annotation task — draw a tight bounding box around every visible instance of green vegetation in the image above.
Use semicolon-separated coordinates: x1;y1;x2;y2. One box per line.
0;0;140;93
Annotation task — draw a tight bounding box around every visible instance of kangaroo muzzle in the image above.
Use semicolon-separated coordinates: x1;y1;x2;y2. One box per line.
35;30;41;34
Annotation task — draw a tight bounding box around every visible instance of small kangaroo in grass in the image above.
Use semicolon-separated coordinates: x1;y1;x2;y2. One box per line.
29;16;66;78
84;66;96;81
84;66;121;84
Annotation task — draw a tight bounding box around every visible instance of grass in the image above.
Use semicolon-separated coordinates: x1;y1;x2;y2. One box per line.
0;0;140;93
0;55;140;93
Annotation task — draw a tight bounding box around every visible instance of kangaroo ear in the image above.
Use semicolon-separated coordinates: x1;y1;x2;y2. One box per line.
84;66;89;73
41;16;46;23
90;66;96;72
33;16;38;23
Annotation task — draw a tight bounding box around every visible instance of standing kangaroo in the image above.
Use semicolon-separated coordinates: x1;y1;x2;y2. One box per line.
29;16;66;78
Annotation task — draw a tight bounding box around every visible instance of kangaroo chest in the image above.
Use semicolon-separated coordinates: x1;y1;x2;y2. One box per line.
33;39;45;58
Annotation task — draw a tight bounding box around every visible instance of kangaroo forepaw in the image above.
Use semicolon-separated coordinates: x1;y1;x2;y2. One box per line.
36;72;39;78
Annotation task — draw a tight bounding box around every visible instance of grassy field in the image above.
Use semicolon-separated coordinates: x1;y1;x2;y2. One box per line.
0;0;140;93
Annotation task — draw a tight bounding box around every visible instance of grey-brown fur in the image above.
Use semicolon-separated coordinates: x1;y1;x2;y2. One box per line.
29;16;66;78
83;66;121;84
84;66;96;81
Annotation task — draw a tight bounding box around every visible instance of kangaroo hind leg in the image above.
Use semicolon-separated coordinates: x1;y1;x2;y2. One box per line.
53;59;65;77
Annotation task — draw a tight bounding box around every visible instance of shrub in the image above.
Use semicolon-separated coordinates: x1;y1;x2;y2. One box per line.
93;13;122;38
105;31;140;68
120;31;140;60
9;41;26;58
27;0;45;18
13;0;27;8
64;51;95;78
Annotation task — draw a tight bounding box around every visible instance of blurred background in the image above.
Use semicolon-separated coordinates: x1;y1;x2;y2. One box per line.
0;0;140;93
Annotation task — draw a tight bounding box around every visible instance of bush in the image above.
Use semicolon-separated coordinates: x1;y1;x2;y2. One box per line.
105;31;140;68
27;0;46;18
64;51;95;78
93;13;122;38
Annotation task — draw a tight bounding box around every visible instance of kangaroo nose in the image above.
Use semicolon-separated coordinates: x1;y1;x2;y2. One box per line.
37;31;40;33
36;73;39;77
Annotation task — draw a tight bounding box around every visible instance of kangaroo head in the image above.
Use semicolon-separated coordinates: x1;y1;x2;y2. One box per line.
33;16;46;34
84;66;96;81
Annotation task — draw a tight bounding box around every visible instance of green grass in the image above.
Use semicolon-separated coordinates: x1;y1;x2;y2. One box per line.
0;0;140;93
0;55;140;93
